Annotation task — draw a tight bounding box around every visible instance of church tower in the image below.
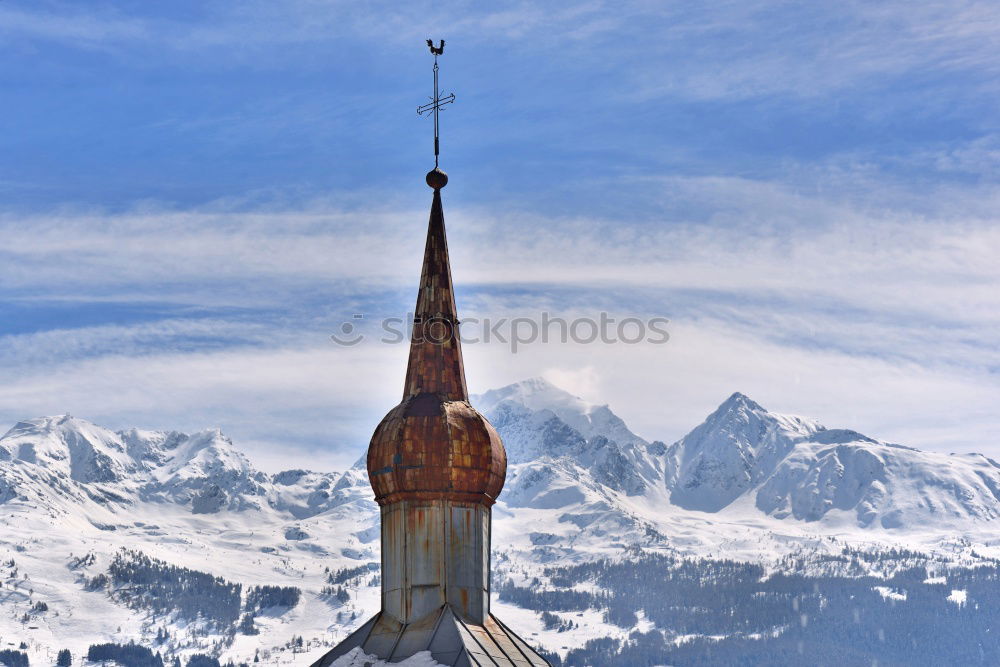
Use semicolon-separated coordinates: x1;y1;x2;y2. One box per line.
312;42;550;667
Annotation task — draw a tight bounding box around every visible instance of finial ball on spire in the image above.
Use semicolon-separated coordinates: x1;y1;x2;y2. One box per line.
426;168;448;190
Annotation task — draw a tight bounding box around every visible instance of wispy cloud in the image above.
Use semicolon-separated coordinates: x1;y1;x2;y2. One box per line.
619;1;1000;101
0;5;147;48
1;167;998;469
7;1;999;99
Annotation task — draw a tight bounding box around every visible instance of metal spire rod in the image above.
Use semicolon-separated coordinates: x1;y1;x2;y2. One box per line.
417;39;455;169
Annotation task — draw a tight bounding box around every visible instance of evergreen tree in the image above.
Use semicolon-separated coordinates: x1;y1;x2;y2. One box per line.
0;649;29;667
238;612;259;635
107;549;243;627
87;642;164;667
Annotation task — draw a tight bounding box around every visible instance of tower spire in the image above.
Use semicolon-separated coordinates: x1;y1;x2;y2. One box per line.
401;176;468;400
405;41;465;401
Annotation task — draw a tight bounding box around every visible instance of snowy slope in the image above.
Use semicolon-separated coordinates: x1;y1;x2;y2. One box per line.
0;417;380;665
2;381;1000;664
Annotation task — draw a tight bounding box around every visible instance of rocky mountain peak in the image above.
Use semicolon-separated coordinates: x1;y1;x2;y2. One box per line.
668;395;822;512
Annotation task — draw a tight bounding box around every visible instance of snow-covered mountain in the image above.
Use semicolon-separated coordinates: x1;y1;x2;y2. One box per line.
0;416;364;519
2;380;1000;665
663;390;1000;528
476;377;648;453
485;380;1000;531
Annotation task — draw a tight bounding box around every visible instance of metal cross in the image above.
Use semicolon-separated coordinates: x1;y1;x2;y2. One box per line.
417;39;455;168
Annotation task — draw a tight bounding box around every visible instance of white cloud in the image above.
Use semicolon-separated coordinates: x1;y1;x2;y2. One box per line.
4;175;998;321
1;171;998;470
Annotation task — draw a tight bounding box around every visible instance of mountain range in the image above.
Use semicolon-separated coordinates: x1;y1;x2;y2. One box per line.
1;378;997;665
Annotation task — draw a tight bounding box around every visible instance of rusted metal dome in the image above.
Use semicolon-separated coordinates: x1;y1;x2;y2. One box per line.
365;182;507;507
367;393;506;506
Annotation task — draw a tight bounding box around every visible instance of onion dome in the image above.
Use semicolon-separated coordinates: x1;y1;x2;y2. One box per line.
367;170;507;506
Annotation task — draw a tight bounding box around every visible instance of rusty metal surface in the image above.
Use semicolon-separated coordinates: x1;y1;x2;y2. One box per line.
491;616;552;666
445;503;488;621
428;606;466;664
368;393;507;506
390;606;443;659
310;607;550;667
484;616;537;666
403;188;468;401
360;612;403;659
381;500;489;625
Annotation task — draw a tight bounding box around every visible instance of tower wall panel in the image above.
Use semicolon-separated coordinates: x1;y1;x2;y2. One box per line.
380;499;490;625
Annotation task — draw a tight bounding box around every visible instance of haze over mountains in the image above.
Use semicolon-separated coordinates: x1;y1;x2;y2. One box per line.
1;378;998;664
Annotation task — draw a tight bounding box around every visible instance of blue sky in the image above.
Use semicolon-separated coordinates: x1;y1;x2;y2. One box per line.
1;1;998;471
